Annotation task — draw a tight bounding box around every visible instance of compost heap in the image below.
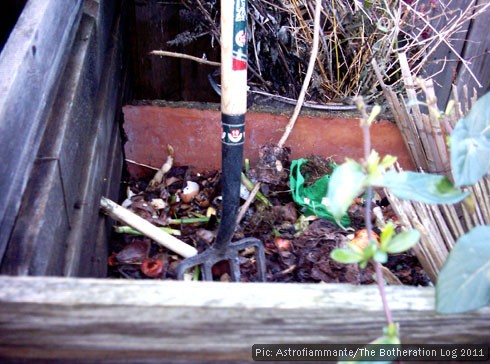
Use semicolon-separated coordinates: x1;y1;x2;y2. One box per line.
108;145;429;285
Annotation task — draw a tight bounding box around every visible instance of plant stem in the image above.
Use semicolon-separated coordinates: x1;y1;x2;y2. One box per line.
241;172;272;206
357;97;394;326
149;50;220;67
168;217;211;225
366;186;393;325
374;249;394;325
115;225;181;236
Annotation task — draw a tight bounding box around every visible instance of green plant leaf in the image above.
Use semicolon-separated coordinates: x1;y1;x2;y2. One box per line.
450;91;490;187
359;260;368;269
436;225;490;314
383;323;399;338
373;250;388;263
385;229;420;254
380;222;396;250
338;333;400;364
327;160;366;223
380;155;397;169
367;150;380;175
330;248;364;264
379;171;469;204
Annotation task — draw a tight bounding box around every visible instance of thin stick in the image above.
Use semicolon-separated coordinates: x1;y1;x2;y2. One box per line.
125;159;159;171
236;183;261;224
402;0;488;88
277;0;322;148
100;197;197;258
149;50;220;67
238;0;322;224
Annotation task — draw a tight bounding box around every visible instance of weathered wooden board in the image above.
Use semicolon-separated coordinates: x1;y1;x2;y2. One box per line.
451;0;490;103
1;0;121;275
37;13;100;223
87;121;124;277
0;0;84;264
0;160;69;275
127;0;220;102
0;276;488;363
64;3;127;277
0;0;125;276
84;0;117;75
421;0;490;108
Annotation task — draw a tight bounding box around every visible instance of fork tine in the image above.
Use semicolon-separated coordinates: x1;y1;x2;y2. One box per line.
255;244;267;282
202;261;214;281
228;256;241;281
175;237;266;281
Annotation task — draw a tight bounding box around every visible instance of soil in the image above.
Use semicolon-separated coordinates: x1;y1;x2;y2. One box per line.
108;152;430;286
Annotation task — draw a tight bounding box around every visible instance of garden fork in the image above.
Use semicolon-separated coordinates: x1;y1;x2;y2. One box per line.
175;0;266;281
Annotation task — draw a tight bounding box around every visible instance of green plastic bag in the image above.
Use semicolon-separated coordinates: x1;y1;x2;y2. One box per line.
290;159;350;226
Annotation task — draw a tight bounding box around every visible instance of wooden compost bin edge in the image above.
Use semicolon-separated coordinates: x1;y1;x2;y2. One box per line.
0;276;488;362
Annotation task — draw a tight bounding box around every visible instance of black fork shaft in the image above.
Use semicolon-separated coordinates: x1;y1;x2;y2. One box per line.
215;114;245;250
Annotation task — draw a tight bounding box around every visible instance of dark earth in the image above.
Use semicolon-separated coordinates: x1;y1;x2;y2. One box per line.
108;149;430;286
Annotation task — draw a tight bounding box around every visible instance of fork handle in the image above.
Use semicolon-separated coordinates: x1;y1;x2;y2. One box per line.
214;0;248;249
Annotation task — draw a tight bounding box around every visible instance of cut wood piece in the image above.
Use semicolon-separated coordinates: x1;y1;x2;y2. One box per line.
35;12;99;224
63;3;127;277
0;2;125;277
100;197;197;258
0;276;488;363
0;0;84;267
0;159;69;276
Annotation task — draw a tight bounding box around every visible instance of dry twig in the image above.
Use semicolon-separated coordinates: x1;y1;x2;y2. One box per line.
149;50;220;67
238;0;322;224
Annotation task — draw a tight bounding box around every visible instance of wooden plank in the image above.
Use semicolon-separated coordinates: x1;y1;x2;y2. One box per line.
420;0;474;109
452;0;490;101
84;0;117;71
88;121;124;277
0;12;99;276
127;0;219;102
0;160;69;276
128;0;182;100
89;9;130;277
1;2;125;276
0;0;84;263
36;13;100;221
178;35;221;102
0;276;488;363
63;5;127;277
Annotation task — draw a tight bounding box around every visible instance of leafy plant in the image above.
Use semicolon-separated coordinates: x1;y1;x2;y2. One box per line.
436;225;490;313
450;92;490;187
436;91;490;314
326;91;490;349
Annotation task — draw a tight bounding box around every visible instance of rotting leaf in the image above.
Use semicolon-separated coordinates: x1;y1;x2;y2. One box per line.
115;240;151;264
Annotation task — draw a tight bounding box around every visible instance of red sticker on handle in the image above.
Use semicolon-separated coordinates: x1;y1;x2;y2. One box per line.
232;58;247;70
